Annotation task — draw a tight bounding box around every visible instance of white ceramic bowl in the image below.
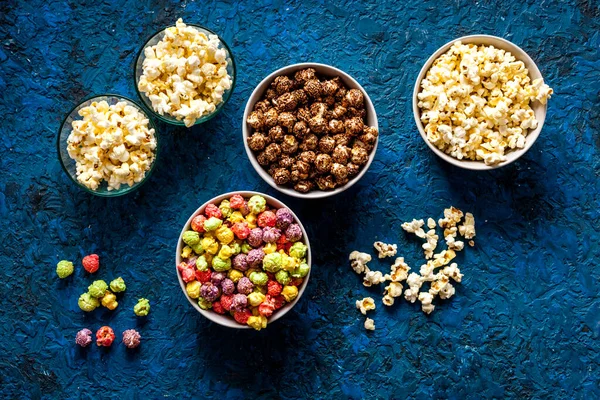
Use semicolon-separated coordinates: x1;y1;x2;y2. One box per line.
413;35;548;170
175;191;312;329
243;63;378;199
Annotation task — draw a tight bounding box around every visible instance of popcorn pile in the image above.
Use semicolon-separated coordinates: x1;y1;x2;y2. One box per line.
78;276;127;312
350;207;476;329
75;327;141;349
418;41;553;165
138;18;233;127
246;68;378;193
178;194;309;331
67;100;157;191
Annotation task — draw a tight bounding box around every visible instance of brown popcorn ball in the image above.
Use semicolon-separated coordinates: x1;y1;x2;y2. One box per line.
304;79;323;99
294;180;314;193
331;105;347;119
247;132;269;151
315;153;333;173
272;75;294;95
273;92;298;111
298;151;316;164
331;163;348;181
309;116;328;135
345;89;364;108
290;169;301;182
278;112;296;130
272;168;291;185
281;135;299;154
264;108;279;128
363;126;379;138
269;126;284;143
328;119;345;134
257;151;270;166
332;144;351;164
335;88;347;101
310;102;328;117
266;88;277;100
295;68;316;85
351;145;369;166
296;107;311;123
292;89;308;105
322;79;341;96
345;117;364;136
279;155;294;169
292;160;311;180
254;100;270;113
300;134;318;151
319;135;336;154
359;127;378;149
347;162;360;177
333;133;352;147
293;121;310;138
247;110;264;130
316;175;336;191
264;143;281;163
346;107;366;119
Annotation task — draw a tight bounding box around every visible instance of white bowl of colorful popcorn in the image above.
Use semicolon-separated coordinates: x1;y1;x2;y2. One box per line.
134;18;236;128
243;63;379;199
57;94;159;196
413;35;554;170
176;192;311;330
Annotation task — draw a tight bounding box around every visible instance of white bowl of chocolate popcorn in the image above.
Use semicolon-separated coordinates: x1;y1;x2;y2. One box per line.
243;63;379;199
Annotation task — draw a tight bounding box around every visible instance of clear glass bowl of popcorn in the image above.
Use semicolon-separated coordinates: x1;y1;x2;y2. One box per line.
133;22;236;127
57;94;160;197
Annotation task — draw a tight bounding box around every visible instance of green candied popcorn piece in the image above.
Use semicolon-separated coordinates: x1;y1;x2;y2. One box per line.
56;260;74;279
229;242;241;255
247;195;266;214
262;252;283;273
182;230;200;246
88;280;108;298
289;242;307;260
291;262;310;278
204;217;223;232
109;277;126;293
198;297;212;310
212;256;232;272
78;292;99;312
134;298;150;316
191;241;204;255
275;270;291;285
219;200;232;218
241;242;252;254
249;271;268;286
196;255;208;271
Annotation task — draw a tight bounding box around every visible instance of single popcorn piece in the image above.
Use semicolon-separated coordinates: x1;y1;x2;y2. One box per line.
418;292;435;315
138;18;233;127
438;207;464;229
75;328;93;347
422;229;439;259
386;257;411;282
382;281;403;306
373;241;397;258
88;280;108;298
78;293;99;312
363;268;387;287
445;235;465;251
404;272;424;303
134;298;150;316
427;218;436;229
101;291;118;310
401;219;426;238
122;329;141;349
56;260;74;279
66;100;157;191
442;263;463;283
109;277;126;293
349;251;371;274
356;297;376;315
459;212;476;240
96;326;115;347
364;318;375;331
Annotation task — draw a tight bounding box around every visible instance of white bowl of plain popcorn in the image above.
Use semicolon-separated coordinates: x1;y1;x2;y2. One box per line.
57;94;159;196
135;19;236;128
413;35;554;170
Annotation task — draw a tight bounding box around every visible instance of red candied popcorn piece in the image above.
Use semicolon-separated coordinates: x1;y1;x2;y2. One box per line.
181;268;196;283
177;262;188;272
204;204;222;219
82;254;100;273
96;326;115;347
220;294;233;311
191;215;207;232
257;211;277;228
258;302;275;317
231;222;250;240
267;280;283;297
272;295;286;309
196;270;212;283
289;278;304;287
212;301;226;314
229;195;245;209
234;309;252;324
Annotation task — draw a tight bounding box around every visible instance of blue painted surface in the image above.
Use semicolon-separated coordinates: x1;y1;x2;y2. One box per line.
1;0;599;398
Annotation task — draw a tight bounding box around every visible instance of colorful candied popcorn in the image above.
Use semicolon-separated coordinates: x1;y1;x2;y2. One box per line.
96;326;115;347
122;329;141;349
82;254;100;273
179;194;310;330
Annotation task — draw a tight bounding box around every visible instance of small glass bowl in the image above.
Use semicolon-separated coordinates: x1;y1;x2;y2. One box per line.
133;23;236;127
57;94;160;197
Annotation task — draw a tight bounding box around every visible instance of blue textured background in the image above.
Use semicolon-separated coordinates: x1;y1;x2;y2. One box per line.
1;0;599;398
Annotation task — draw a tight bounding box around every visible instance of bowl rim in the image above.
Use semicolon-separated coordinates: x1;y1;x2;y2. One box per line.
175;191;312;329
412;34;548;171
242;62;379;199
56;93;160;197
133;22;237;127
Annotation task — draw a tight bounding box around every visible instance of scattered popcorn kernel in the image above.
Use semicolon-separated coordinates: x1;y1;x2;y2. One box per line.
373;241;397;258
445;235;465;251
459;212;476;239
356;297;376;315
363;268;386;287
427;218;436;229
364;318;375;331
418;292;435;315
349;251;371;274
401;219;426;238
423;229;439;259
386;257;410;282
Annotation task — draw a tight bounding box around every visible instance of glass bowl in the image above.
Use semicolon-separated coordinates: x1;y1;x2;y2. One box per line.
57;94;160;197
133;23;236;127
